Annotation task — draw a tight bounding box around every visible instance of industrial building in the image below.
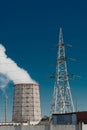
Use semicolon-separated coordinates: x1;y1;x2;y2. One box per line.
12;83;41;125
0;119;87;130
51;111;87;124
0;111;87;130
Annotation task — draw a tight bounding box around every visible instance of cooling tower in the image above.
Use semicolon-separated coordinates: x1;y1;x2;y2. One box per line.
12;83;41;125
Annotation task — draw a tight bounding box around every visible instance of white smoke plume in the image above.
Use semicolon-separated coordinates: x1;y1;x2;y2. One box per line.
0;44;36;85
0;74;10;89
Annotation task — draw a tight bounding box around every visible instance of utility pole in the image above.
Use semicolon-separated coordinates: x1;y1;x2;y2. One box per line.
4;95;7;123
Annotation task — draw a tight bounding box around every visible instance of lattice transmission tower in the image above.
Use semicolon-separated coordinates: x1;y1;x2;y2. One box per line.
52;28;74;114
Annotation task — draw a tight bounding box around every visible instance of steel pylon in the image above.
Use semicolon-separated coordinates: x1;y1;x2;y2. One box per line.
52;28;74;114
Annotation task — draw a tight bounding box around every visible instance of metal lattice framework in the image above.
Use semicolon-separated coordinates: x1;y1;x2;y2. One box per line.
52;28;74;114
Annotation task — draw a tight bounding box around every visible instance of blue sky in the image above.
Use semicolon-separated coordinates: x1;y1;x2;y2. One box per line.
0;0;87;121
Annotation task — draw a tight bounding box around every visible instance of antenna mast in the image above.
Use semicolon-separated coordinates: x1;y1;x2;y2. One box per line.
52;28;74;114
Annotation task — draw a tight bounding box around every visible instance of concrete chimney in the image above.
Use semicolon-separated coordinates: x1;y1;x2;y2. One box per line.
12;83;41;125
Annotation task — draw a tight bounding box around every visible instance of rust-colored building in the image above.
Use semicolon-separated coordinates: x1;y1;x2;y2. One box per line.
77;111;87;123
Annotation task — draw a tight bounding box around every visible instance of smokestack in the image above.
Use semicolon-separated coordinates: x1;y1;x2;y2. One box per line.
4;95;7;123
12;83;41;125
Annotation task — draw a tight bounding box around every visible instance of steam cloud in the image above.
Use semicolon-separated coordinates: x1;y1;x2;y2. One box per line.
0;44;36;86
0;74;10;89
